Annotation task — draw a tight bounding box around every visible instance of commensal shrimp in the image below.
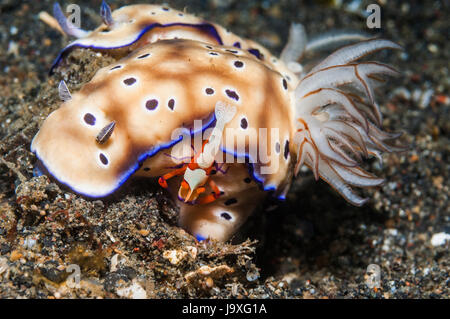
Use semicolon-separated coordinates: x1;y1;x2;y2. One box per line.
158;102;237;205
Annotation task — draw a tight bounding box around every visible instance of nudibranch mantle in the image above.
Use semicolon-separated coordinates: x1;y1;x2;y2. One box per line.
50;3;296;83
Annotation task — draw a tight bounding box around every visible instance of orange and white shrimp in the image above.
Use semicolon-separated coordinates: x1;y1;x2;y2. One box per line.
158;101;236;204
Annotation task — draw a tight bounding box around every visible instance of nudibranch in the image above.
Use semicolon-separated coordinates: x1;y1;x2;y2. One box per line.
33;2;404;242
32;36;402;241
33;39;296;240
49;1;297;80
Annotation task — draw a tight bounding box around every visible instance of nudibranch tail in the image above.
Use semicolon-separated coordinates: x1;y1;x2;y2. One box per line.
293;39;403;206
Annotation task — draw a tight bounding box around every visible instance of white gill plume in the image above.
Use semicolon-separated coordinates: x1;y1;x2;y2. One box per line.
293;39;404;206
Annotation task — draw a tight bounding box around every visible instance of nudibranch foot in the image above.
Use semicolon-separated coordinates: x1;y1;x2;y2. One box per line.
175;163;265;242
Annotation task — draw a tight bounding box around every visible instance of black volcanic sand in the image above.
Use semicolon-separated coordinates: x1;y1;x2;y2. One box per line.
0;0;448;298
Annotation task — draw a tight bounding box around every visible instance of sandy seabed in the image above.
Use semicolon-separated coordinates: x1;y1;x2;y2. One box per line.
0;0;448;298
